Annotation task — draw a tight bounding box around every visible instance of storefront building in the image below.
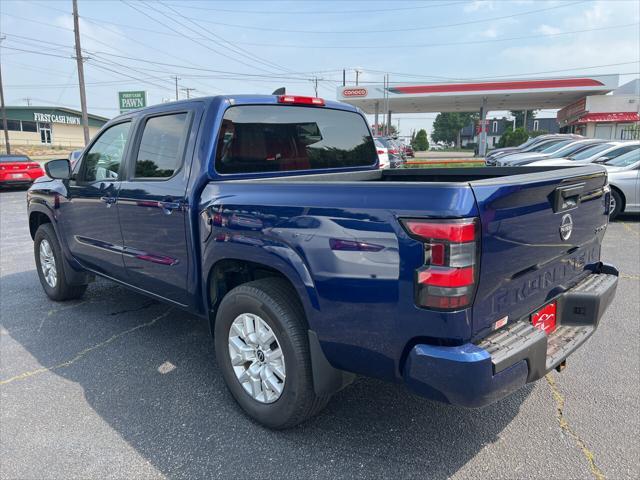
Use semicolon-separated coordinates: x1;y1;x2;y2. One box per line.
2;106;108;148
557;80;640;140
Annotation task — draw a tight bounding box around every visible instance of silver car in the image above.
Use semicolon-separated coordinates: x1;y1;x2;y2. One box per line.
605;149;640;219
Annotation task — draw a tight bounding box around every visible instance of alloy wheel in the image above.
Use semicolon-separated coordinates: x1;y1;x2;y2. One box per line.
228;313;286;403
39;239;57;288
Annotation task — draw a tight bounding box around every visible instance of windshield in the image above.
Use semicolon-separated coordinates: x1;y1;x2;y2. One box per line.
0;155;30;162
539;140;573;154
517;137;537;148
215;105;377;174
605;149;640;167
552;142;601;158
526;139;566;152
567;143;615;160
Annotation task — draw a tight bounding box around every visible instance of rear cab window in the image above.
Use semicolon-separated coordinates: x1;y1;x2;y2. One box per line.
215;105;377;174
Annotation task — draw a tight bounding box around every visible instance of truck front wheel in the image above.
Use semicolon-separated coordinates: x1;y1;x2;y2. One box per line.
214;278;330;429
34;224;87;301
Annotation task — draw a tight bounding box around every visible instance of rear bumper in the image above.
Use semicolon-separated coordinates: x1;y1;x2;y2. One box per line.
402;265;618;408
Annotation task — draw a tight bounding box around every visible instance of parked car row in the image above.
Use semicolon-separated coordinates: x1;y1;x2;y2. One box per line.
486;134;639;219
374;136;406;168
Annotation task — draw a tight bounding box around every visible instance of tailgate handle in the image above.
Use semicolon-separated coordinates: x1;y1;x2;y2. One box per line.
553;183;584;212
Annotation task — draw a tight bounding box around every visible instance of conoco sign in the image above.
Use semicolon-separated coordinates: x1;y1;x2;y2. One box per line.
342;88;368;97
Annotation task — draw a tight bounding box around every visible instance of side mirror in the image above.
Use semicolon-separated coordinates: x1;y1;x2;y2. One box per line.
594;156;610;164
45;159;71;180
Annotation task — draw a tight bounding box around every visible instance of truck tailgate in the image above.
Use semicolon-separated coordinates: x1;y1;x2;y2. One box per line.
469;165;610;337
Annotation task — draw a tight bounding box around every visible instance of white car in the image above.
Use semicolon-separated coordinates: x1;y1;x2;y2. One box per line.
605;149;640;219
496;139;605;166
374;138;389;169
525;141;640;167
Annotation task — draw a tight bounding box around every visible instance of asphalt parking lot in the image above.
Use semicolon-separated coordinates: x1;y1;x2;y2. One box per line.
1;188;638;480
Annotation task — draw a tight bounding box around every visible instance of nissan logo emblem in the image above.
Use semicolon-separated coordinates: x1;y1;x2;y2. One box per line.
342;88;367;97
560;213;573;241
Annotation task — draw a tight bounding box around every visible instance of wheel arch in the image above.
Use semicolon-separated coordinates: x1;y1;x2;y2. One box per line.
29;207;54;240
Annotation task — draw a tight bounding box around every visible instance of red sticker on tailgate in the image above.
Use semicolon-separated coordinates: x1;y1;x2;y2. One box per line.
531;301;557;335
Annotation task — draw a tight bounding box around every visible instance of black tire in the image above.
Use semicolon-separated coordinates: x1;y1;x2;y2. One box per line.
609;188;623;221
34;223;87;301
214;278;330;429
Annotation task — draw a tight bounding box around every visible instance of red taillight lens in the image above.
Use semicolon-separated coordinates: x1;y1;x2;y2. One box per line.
403;220;476;243
377;149;385;155
401;218;479;311
278;95;325;106
388;149;398;154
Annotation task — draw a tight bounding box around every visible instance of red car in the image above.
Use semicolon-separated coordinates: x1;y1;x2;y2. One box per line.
0;155;45;188
403;144;415;158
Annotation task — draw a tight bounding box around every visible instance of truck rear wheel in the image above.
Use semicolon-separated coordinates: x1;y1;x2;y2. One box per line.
214;278;330;429
34;224;87;301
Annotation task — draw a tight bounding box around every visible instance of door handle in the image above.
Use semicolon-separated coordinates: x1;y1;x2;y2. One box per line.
159;200;183;214
100;196;117;207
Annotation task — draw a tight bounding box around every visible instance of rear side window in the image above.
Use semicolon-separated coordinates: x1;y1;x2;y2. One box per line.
134;113;190;178
215;105;376;174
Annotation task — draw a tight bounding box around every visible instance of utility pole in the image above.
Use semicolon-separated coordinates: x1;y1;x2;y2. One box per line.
172;75;181;101
313;77;318;97
355;69;361;86
181;87;195;99
342;69;346;87
0;54;11;155
72;0;90;146
23;97;32;106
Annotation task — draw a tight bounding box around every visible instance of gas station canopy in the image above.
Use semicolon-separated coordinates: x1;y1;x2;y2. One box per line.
337;75;619;113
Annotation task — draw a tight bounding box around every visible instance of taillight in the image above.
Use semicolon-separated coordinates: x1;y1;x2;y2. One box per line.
388;149;398;154
377;149;385;155
401;218;479;310
278;95;325;106
28;163;41;169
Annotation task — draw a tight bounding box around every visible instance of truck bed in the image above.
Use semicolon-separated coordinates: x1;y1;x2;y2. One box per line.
238;165;598;184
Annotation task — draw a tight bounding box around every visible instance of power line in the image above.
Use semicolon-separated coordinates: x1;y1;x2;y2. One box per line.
156;0;293;75
121;0;282;75
161;0;466;15
218;23;639;50
168;1;589;34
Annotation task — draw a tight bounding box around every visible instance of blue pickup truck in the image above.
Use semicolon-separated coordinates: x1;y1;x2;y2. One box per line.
28;95;618;428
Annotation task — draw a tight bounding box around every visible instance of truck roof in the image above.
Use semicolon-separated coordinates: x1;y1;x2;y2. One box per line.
111;94;359;122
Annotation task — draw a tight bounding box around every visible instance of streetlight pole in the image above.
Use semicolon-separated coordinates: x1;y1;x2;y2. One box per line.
0;58;11;155
72;0;90;146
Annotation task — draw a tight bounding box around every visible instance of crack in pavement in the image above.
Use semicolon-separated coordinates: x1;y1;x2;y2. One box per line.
0;308;172;386
546;374;606;480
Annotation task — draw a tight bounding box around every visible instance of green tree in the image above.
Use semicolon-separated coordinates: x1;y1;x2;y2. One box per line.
509;110;537;129
497;127;529;148
431;112;477;147
412;129;429;151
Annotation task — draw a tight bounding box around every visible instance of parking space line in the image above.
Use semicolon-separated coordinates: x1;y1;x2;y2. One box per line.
546;374;606;480
620;222;639;237
620;273;640;280
0;308;172;386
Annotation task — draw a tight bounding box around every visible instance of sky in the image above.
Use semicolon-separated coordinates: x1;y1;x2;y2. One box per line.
1;0;639;137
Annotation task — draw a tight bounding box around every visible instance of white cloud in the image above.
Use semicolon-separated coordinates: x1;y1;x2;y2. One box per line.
480;27;499;38
464;1;494;13
535;24;562;35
